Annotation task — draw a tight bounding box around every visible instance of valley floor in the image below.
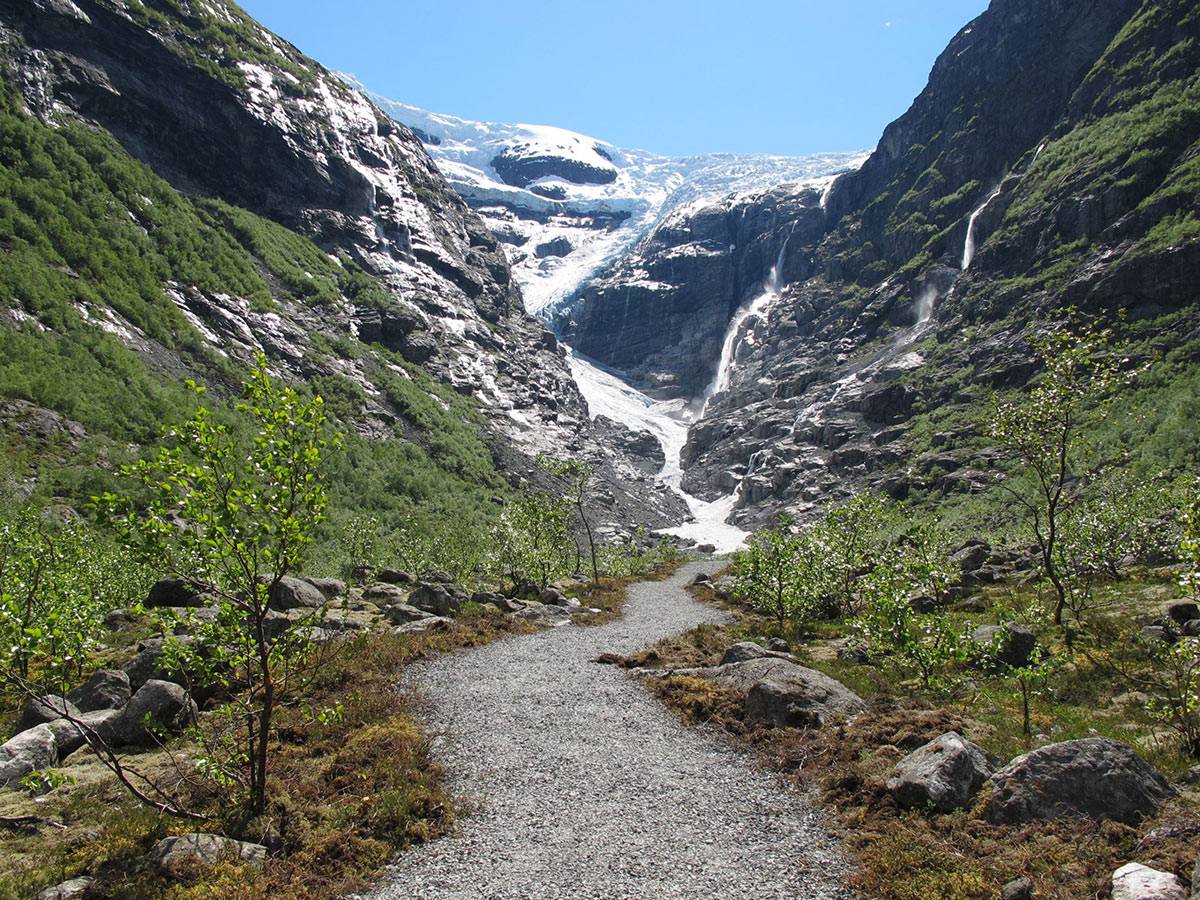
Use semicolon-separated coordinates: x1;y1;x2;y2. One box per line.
366;561;851;899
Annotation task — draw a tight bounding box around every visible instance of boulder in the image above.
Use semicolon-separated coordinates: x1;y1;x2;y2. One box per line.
301;576;345;600
393;616;454;634
1000;877;1033;900
376;569;416;585
886;732;993;813
68;669;132;712
513;603;572;627
46;708;122;756
363;583;409;606
972;623;1039;669
122;636;194;690
15;694;79;734
1141;625;1175;644
685;657;864;727
472;591;525;612
985;738;1175;825
33;877;93;900
104;607;138;630
268;575;326;611
539;587;581;609
383;604;433;625
1111;863;1187;900
150;833;267;878
766;637;791;653
115;680;198;747
951;541;992;574
1166;601;1200;625
720;642;773;665
408;584;462;617
146;577;203;608
0;723;58;787
421;570;455;584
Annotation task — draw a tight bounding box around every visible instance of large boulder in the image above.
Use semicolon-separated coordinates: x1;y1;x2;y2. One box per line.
46;708;122;756
408;584;463;617
115;680;198;747
149;833;267;878
268;575;326;611
684;657;864;727
301;576;345;601
1166;601;1200;625
122;636;193;690
985;738;1174;825
15;694;79;734
362;583;409;607
972;623;1039;669
146;577;204;608
383;604;433;625
720;642;773;665
513;603;572;627
886;731;993;813
0;723;58;787
68;669;132;712
1111;863;1187;900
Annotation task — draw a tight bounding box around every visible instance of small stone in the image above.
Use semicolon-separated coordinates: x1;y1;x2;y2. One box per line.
34;877;93;900
1111;862;1186;900
1000;877;1033;900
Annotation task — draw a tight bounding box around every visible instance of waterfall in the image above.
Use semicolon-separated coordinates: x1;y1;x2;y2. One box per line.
961;185;1003;270
698;232;792;415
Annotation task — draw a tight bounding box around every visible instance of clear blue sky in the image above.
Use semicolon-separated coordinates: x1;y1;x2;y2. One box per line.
239;0;990;156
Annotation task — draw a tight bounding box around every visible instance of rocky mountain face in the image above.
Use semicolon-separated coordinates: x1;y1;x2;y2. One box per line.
0;0;685;529
557;185;828;397
561;0;1200;527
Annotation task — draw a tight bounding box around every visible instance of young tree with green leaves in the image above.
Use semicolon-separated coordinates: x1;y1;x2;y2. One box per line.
854;553;964;690
992;316;1129;626
732;517;804;623
0;509;149;698
98;356;338;816
819;491;897;615
541;456;599;585
493;487;573;591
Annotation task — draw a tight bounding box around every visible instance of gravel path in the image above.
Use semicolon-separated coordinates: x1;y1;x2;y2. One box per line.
366;561;853;899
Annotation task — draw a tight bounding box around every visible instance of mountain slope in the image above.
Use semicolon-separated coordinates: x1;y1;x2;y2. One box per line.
0;0;685;532
559;0;1200;528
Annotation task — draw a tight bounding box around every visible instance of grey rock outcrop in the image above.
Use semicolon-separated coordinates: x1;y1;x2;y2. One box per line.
886;731;992;813
269;575;326;610
15;694;79;734
682;656;864;727
985;738;1174;825
0;723;58;787
68;669;131;712
1111;862;1187;900
33;877;93;900
115;680;198;747
150;833;267;878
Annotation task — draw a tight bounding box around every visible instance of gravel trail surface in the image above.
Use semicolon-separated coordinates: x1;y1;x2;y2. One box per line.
367;560;853;899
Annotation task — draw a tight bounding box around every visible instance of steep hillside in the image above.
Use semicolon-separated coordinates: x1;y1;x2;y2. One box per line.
562;0;1200;528
0;0;685;532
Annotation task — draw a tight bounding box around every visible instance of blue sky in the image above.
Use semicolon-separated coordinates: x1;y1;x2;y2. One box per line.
239;0;989;156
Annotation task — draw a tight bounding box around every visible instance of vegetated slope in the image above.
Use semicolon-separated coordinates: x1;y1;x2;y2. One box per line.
563;0;1200;528
0;0;686;537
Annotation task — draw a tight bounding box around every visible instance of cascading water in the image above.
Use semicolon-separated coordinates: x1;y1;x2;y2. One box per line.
565;232;800;553
961;185;1003;270
698;232;792;416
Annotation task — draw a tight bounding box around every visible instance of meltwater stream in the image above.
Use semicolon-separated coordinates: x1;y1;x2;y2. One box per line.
565;240;796;554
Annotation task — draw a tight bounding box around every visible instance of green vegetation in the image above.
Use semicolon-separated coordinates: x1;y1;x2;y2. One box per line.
98;358;337;818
